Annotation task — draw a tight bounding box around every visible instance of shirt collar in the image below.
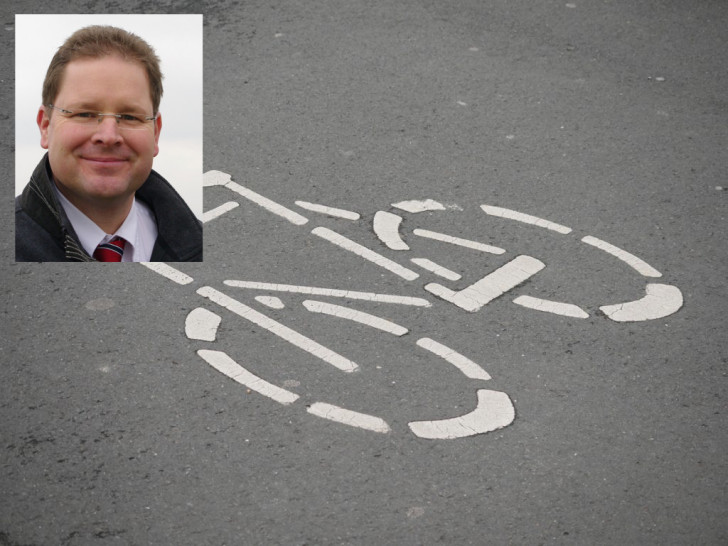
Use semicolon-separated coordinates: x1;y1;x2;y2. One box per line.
51;182;140;259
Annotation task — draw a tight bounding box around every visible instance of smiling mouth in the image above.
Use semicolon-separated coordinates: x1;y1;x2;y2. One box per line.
83;157;128;163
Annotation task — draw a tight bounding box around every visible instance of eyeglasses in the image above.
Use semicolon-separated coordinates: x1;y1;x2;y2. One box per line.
46;104;157;130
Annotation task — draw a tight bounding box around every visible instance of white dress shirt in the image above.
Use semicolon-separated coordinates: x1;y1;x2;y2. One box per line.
53;184;158;262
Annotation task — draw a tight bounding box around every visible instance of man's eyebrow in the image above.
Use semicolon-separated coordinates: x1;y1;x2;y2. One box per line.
64;101;151;113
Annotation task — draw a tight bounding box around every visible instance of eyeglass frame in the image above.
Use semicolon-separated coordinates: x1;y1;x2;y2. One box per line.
45;104;158;128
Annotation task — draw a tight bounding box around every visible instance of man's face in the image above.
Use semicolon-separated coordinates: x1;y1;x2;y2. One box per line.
38;55;162;211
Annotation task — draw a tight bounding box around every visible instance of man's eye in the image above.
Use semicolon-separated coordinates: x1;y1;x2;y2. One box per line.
72;112;98;119
120;114;144;123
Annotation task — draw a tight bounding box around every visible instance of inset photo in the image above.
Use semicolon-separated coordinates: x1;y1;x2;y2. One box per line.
15;14;203;262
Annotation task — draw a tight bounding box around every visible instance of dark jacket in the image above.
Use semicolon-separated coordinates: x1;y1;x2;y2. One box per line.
15;154;202;262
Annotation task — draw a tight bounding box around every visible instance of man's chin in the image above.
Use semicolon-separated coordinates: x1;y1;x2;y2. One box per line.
75;175;144;204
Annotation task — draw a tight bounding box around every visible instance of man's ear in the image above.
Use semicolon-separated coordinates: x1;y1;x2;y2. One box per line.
153;112;162;157
37;107;50;149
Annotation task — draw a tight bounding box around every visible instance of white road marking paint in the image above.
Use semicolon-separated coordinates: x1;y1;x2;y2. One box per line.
188;175;685;439
373;211;409;250
307;402;391;434
425;255;545;312
203;170;232;186
416;338;491;380
413;228;506;255
197;286;359;373
141;262;194;285
581;236;662;277
223;280;431;307
294;201;361;220
410;258;462;281
600;283;683;322
303;300;408;336
197;350;299;405
255;296;285;309
512;295;589;319
480;205;572;234
408;389;515;439
226;180;309;226
185;308;222;341
392;199;446;213
203;201;239;223
312;227;419;281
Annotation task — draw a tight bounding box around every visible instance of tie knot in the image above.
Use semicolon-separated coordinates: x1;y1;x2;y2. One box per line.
94;236;126;262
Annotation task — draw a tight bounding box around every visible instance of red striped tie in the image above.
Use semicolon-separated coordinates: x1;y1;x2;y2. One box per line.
94;237;126;262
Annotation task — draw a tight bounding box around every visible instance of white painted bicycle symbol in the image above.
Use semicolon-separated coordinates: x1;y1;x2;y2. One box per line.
142;170;683;440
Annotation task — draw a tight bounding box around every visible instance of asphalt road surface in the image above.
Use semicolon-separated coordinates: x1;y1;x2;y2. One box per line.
2;1;727;544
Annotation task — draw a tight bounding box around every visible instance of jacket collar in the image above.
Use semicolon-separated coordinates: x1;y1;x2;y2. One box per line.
19;155;93;261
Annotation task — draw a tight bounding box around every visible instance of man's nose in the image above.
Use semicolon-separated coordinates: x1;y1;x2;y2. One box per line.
92;115;123;143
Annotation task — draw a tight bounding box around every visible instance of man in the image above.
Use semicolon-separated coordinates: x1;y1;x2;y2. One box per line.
15;25;202;262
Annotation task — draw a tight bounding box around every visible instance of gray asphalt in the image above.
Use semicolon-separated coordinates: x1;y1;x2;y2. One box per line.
2;1;727;545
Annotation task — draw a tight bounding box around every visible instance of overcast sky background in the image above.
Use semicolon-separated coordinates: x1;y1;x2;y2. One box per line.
15;14;203;218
